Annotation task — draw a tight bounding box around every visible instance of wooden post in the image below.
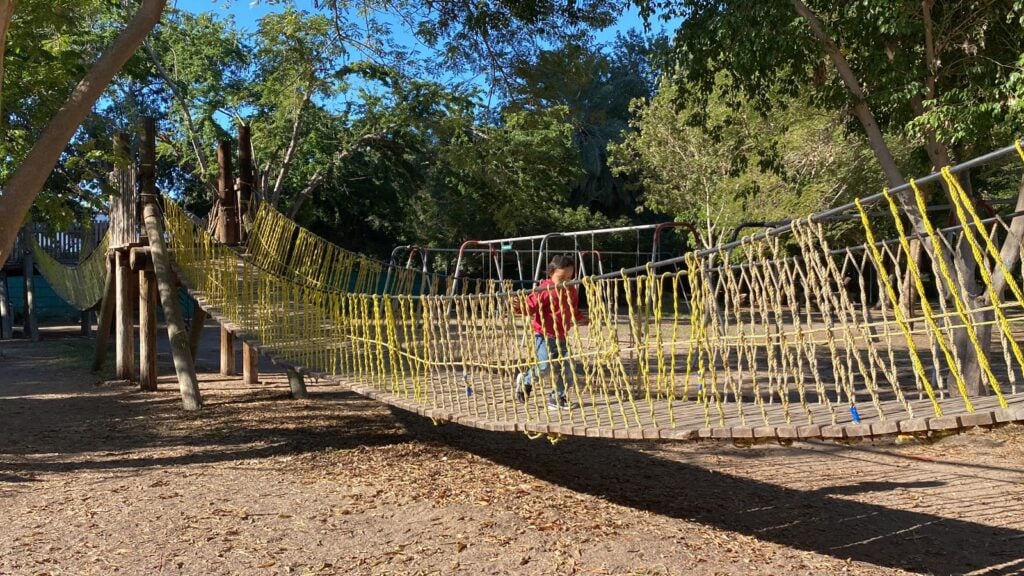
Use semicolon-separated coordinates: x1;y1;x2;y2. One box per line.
139;117;157;202
91;255;115;371
80;217;96;336
142;201;202;410
21;227;38;342
237;126;260;385
0;270;12;339
242;343;258;384
80;311;93;337
286;368;307;399
136;117;159;391
188;306;207;363
237;124;254;243
115;249;134;380
139;267;157;391
217;140;238;376
220;326;236;376
217;140;238;245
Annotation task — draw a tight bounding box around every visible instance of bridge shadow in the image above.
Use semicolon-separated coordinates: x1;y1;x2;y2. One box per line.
388;408;1024;576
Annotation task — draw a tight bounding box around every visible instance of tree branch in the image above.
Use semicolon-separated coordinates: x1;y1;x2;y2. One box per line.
0;0;167;263
142;37;218;200
270;87;313;207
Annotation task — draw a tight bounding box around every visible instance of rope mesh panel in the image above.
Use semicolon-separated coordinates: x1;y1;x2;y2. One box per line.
31;232;110;311
164;146;1024;441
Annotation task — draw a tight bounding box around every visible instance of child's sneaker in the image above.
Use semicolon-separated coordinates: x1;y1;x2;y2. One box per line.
513;373;531;403
546;394;578;411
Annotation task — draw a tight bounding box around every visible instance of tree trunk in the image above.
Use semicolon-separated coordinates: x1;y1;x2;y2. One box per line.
791;0;992;398
141;201;202;410
0;0;19;109
0;0;167;265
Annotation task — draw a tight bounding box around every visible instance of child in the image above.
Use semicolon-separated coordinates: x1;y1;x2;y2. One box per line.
513;254;589;410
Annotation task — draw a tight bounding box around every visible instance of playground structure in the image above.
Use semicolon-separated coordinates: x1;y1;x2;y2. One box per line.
16;118;1024;443
383;220;701;297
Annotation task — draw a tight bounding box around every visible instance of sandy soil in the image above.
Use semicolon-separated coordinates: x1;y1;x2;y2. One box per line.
1;327;1023;576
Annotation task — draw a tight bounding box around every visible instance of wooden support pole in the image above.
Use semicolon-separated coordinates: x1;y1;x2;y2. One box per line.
237;124;254;243
217;140;238;376
188;306;207;364
0;270;12;339
80;310;93;336
242;343;258;384
115;249;134;380
220;326;236;376
92;255;115;371
217;140;238;245
237;127;260;385
139;268;158;391
286;368;307;399
142;201;202;411
21;227;38;342
137;120;159;390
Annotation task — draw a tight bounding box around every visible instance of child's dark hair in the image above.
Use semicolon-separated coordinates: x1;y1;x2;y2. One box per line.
546;254;576;276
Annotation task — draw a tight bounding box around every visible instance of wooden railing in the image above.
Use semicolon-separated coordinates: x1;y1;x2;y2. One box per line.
2;221;110;270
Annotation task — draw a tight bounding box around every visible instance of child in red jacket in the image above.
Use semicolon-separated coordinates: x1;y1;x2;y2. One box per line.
513;254;589;410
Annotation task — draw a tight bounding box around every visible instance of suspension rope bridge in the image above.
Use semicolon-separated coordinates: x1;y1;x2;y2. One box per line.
27;141;1024;443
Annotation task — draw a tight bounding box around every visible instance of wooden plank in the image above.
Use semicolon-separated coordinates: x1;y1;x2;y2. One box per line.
870;420;900;437
776;425;799;440
139;269;158;391
899;418;930;433
797;424;822;439
927;415;961;431
115;249;134;380
821;425;846;439
958;411;996;428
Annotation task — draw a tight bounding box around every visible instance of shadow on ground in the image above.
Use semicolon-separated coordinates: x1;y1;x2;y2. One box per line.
2;333;1022;576
389;408;1024;576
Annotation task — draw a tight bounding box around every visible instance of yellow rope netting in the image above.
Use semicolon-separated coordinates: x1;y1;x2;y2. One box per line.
163;144;1024;440
31;232;110;311
247;203;454;296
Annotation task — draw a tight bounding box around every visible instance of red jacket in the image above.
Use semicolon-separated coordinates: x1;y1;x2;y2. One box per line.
527;279;586;338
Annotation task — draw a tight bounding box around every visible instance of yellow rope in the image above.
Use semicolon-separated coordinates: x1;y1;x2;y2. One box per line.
30;231;110;311
161;140;1024;441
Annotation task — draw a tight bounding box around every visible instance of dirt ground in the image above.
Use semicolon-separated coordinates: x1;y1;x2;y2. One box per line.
1;327;1024;576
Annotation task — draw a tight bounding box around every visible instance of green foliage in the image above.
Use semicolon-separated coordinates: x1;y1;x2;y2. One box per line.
1;0;113;227
609;79;881;241
506;35;657;218
409;106;584;247
644;0;1024;166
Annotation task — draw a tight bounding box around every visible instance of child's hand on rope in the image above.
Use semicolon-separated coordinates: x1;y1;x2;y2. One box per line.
510;297;525;316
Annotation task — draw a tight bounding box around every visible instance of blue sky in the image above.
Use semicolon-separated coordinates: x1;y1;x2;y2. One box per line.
172;0;666;48
169;1;672;117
